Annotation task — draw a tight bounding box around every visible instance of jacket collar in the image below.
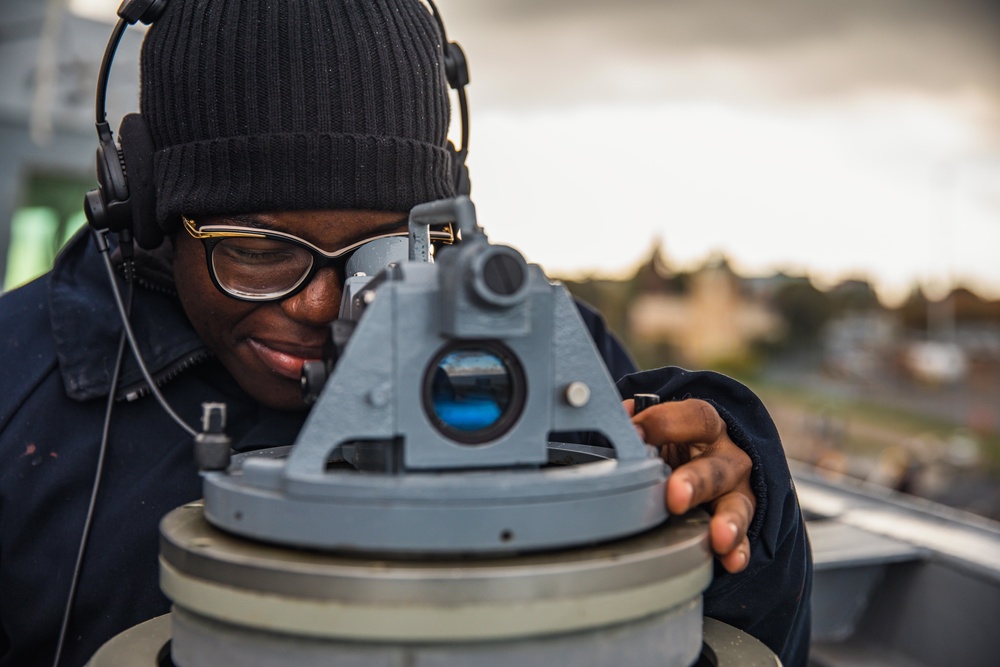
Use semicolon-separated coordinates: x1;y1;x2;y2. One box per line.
49;232;210;401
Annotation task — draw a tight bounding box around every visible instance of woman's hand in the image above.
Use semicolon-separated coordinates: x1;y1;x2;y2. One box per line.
625;398;755;573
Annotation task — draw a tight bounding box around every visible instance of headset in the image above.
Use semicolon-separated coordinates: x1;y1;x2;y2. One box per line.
58;2;472;665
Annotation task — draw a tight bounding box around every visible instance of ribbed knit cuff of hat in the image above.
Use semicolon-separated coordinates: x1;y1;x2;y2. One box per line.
155;131;453;228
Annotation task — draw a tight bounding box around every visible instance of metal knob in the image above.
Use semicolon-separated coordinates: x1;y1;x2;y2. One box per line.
633;393;661;415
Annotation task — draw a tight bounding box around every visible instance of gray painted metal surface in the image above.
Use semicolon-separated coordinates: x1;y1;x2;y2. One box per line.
167;602;705;667
159;503;711;636
154;503;712;667
795;463;1000;667
202;197;668;554
89;612;784;667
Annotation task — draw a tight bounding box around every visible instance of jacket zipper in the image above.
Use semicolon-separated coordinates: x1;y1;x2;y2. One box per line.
119;349;213;402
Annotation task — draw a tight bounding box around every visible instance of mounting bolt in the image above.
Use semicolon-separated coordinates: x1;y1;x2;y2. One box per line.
564;381;591;407
368;383;391;407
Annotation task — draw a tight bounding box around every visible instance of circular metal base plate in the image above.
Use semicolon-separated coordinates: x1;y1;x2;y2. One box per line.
202;444;668;554
170;601;704;667
87;613;783;667
160;502;711;643
86;615;170;667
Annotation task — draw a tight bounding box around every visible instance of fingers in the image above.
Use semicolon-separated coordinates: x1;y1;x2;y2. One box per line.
716;535;751;573
665;472;695;515
667;443;752;511
709;491;755;573
631;399;725;447
668;460;754;573
625;397;756;572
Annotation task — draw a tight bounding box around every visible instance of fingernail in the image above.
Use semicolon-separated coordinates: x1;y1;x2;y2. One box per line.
682;480;694;505
727;522;738;539
738;551;748;568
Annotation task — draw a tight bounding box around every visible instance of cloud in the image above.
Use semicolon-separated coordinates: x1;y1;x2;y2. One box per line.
436;0;1000;133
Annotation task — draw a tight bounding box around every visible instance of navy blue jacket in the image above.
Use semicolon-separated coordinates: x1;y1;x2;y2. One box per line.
0;232;810;666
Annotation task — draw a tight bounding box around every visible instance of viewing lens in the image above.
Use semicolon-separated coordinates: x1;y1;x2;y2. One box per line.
425;343;524;444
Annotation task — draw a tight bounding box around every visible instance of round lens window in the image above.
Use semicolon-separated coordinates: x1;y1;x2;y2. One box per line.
425;343;524;444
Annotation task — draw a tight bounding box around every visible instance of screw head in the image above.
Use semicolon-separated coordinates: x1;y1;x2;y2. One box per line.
564;381;591;408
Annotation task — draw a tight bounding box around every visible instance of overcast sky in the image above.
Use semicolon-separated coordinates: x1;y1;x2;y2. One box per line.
439;0;1000;111
72;0;1000;302
426;0;1000;303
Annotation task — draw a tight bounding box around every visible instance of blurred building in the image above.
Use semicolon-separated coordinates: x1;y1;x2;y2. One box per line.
627;248;783;367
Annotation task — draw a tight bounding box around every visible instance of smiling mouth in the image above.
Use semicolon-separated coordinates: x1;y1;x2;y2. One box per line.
247;338;326;381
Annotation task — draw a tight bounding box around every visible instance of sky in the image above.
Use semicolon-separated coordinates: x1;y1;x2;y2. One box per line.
71;0;1000;304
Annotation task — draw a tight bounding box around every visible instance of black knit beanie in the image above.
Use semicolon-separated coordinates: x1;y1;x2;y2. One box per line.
140;0;454;231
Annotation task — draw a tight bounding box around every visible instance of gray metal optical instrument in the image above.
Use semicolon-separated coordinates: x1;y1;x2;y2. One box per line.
91;198;784;667
200;196;670;554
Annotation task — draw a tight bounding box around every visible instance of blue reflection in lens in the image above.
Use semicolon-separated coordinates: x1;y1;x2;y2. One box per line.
431;350;510;432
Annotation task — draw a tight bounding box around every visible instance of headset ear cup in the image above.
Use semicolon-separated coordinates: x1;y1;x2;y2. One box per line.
448;141;471;196
118;113;161;249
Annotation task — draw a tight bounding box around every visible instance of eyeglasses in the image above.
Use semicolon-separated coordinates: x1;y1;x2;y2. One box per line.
182;216;454;302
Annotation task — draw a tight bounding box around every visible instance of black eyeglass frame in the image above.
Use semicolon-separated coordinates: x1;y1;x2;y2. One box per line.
182;215;454;303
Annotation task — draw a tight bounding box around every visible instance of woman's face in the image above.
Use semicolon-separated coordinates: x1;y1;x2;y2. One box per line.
173;209;408;410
